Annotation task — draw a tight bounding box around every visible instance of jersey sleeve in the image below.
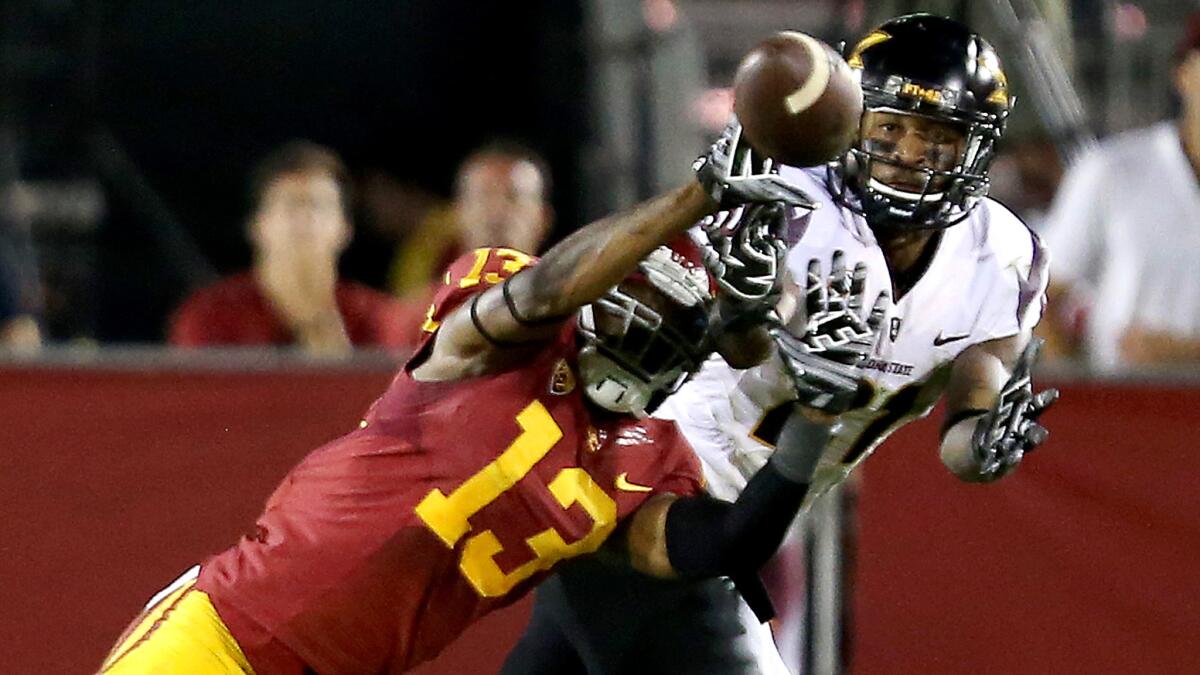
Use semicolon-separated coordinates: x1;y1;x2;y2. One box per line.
416;247;538;339
973;208;1051;342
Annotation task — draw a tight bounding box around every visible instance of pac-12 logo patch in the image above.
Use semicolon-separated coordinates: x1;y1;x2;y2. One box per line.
549;359;576;395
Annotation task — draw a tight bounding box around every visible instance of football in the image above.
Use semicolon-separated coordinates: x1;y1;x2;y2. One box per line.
733;31;863;167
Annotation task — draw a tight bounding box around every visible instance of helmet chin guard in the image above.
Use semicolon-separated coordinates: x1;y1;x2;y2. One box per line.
577;344;669;417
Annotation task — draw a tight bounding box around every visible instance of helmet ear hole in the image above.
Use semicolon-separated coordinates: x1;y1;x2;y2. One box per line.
576;345;655;417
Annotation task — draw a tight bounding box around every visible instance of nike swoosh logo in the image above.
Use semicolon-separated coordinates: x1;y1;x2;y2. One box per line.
933;332;971;346
614;472;653;493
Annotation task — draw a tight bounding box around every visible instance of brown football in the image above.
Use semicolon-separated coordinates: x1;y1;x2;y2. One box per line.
733;31;863;167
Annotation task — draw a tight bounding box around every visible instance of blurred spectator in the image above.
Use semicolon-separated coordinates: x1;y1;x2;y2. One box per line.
169;141;406;356
388;139;553;294
0;185;43;352
389;140;554;346
1038;14;1200;371
987;134;1064;230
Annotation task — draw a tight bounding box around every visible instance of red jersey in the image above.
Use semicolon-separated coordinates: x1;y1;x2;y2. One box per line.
196;248;705;674
168;272;409;349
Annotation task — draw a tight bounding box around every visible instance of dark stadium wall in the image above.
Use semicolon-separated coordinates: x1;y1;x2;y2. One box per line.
5;367;1199;673
93;0;587;342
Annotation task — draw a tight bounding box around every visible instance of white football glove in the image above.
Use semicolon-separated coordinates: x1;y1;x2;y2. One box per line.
702;203;789;307
694;117;817;210
971;338;1060;479
773;251;888;414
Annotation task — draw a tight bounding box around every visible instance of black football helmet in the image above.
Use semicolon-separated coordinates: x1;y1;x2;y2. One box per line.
830;14;1013;230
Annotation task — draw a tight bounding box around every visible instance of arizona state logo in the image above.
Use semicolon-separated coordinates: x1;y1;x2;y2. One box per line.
549;358;576;396
847;30;891;69
978;52;1010;107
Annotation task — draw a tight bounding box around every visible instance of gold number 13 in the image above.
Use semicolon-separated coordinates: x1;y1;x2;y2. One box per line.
415;400;618;597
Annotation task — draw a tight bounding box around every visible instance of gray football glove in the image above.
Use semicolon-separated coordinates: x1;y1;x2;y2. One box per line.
694;117;817;210
773;251;889;414
972;338;1060;479
702;202;789;314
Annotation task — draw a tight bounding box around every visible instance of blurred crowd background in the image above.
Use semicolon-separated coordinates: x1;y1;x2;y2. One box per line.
11;4;1200;673
2;0;1199;375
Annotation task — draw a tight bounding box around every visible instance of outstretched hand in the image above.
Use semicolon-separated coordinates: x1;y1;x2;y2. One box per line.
702;203;789;310
773;251;889;414
694;117;817;210
971;338;1060;478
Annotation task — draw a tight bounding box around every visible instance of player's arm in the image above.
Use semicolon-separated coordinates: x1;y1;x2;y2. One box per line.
418;121;814;379
418;185;712;368
624;404;833;579
625;259;886;579
939;335;1059;482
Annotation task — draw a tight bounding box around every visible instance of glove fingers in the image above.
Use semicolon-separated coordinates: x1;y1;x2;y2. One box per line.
760;176;817;209
1024;423;1049;449
848;262;868;314
1026;388;1060;420
828;250;849;312
1011;337;1045;381
998;372;1033;402
867;292;890;332
1004;397;1032;436
706;208;737;235
1000;446;1026;470
805;258;826;318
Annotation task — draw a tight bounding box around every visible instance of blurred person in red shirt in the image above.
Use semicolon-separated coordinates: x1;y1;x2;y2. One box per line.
389;140;554;346
169;141;406;355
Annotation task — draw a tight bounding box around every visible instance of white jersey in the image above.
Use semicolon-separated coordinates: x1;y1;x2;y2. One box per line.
656;166;1049;501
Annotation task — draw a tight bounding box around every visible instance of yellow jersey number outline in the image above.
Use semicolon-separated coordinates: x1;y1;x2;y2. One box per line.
415;400;618;597
422;247;535;333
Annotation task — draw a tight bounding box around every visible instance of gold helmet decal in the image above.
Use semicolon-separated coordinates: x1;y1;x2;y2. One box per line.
978;52;1010;107
900;82;944;104
847;30;891;69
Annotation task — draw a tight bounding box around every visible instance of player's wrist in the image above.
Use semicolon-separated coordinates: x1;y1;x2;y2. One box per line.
688;175;722;211
769;404;833;483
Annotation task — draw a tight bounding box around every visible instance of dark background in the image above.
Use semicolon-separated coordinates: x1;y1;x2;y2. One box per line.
16;1;588;341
